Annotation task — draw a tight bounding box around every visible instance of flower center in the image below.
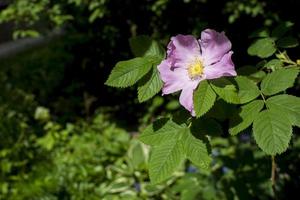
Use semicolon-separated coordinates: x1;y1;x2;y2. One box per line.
188;59;204;79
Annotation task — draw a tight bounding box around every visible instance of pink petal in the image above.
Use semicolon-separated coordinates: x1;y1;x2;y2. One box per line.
167;35;201;68
199;29;232;66
179;81;199;116
157;60;190;95
204;51;237;80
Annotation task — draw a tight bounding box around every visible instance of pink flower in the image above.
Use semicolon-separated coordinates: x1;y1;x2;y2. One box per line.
158;29;236;116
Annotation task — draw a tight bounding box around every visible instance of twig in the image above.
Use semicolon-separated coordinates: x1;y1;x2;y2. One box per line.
271;155;278;200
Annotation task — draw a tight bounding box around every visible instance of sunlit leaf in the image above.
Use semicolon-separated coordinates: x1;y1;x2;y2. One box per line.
138;66;163;102
266;94;300;127
193;80;216;118
248;38;276;58
229;100;264;135
253;109;292;155
261;68;299;95
105;57;152;88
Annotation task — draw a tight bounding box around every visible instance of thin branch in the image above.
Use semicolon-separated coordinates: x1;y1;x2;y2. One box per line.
271;155;278;200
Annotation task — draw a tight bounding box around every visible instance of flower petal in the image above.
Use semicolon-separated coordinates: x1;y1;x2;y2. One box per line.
167;34;201;68
204;51;236;80
179;81;199;116
157;60;190;95
200;29;232;65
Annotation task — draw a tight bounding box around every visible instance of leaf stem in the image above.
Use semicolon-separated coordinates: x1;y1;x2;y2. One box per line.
285;65;300;69
260;91;268;109
271;155;278;200
260;91;266;102
187;117;192;128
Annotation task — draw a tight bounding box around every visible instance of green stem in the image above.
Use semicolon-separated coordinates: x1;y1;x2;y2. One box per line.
260;91;268;109
285;65;300;69
260;92;266;103
277;50;297;65
187;117;192;128
283;60;297;65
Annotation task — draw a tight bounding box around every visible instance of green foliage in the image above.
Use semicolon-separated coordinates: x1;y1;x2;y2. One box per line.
247;38;276;58
260;68;299;96
139;118;181;146
86;0;108;22
229;100;264;136
224;0;265;24
249;28;269;38
0;0;71;38
149;136;185;184
264;59;283;71
105;35;165;103
0;0;108;38
140;118;211;184
210;78;240;104
210;76;260;104
266;95;300;127
129;36;165;60
1;112;191;199
193;80;216;118
2;0;300;199
271;21;294;40
181;130;212;169
253;109;292;155
234;76;261;103
105;57;152;88
129;36;165;102
138;66;163;102
277;36;299;48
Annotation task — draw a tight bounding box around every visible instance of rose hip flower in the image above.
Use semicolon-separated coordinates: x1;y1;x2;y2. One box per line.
158;29;237;116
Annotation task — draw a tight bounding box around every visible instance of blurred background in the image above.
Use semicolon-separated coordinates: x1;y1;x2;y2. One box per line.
0;0;300;199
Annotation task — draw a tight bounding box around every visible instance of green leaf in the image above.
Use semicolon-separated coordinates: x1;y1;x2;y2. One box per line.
266;94;300;127
173;177;201;200
234;76;260;104
36;133;56;151
261;68;299;95
105;57;152;87
166;100;180;110
139;118;183;146
247;38;276;58
210;76;260;104
210;78;240;104
141;118;212;184
193;80;216;118
229;100;264;135
181;130;211;169
271;21;294;40
129;35;165;59
264;59;283;71
149;133;185;184
249;28;269;38
137;66;163;102
127;139;149;169
202;76;260;104
253;109;292;155
237;66;266;82
277;36;299;48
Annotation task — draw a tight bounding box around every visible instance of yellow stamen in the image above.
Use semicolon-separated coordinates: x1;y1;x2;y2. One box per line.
188;59;204;79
